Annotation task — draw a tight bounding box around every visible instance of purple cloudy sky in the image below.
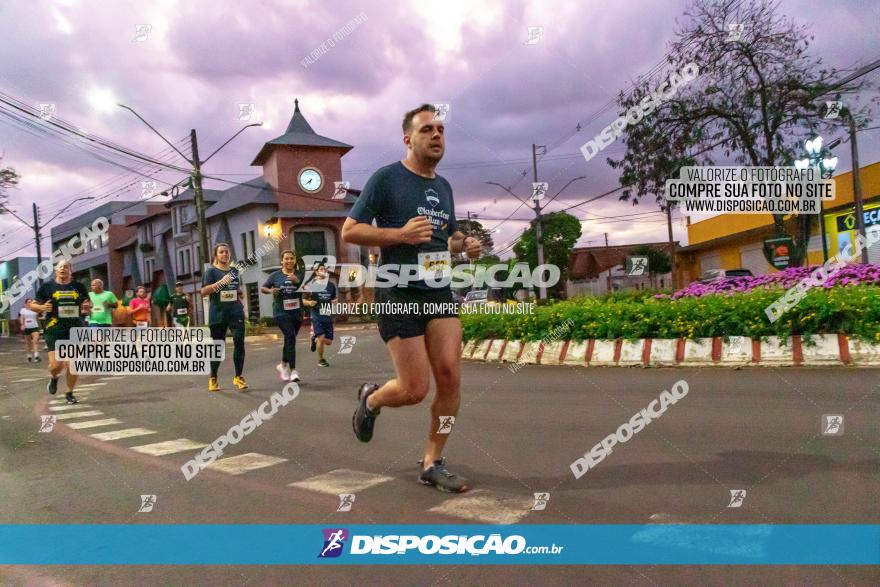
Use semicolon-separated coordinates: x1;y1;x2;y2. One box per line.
0;0;878;259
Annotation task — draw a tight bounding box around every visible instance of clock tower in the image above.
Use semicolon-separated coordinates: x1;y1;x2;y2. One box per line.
251;100;367;273
251;98;353;211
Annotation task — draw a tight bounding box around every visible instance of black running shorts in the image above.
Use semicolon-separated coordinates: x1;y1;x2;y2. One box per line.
375;287;459;343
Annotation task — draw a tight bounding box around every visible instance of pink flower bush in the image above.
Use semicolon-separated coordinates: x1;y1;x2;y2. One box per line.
662;263;880;300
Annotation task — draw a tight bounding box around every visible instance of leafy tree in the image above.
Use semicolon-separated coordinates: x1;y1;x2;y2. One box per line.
608;0;875;266
514;211;582;297
629;245;672;288
455;219;494;261
0;157;20;212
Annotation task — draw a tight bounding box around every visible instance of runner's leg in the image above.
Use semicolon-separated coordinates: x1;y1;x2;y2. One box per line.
64;361;78;393
209;321;227;378
277;314;295;367
289;317;302;369
231;315;245;377
421;317;462;466
366;336;431;410
47;351;65;378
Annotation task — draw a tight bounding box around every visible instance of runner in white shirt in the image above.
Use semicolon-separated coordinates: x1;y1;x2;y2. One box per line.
19;300;42;363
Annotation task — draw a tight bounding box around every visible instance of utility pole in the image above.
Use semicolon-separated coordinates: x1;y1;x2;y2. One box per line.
532;143;547;300
665;205;677;289
604;232;611;293
848;114;869;263
190;129;210;270
32;203;42;266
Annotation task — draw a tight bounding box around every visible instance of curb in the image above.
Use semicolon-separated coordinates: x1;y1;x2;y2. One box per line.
464;334;880;367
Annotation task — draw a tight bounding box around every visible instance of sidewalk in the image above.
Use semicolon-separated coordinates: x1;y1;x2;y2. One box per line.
463;334;880;368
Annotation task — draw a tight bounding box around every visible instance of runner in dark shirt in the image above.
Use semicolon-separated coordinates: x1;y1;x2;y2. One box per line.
29;259;91;404
200;243;247;392
342;104;481;493
261;250;304;382
303;266;337;368
167;282;191;328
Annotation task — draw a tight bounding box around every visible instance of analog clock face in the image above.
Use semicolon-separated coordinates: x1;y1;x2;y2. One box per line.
299;168;323;193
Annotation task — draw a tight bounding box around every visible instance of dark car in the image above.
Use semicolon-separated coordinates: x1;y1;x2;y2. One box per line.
698;268;754;283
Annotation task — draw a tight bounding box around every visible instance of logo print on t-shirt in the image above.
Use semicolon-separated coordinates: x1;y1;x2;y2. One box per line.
425;189;439;207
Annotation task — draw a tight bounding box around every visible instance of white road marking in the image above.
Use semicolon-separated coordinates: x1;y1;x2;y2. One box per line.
48;396;90;404
72;383;107;389
49;404;93;411
66;418;123;430
130;438;208;456
289;469;394;495
206;453;287;475
90;428;158;441
427;490;532;524
54;410;104;420
12;378;43;383
97;376;126;381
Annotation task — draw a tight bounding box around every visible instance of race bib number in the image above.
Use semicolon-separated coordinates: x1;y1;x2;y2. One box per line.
283;299;301;311
176;308;188;315
58;305;79;319
418;251;451;281
136;321;148;328
220;290;237;302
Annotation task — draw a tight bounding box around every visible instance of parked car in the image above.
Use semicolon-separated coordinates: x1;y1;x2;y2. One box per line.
698;268;754;283
461;288;508;307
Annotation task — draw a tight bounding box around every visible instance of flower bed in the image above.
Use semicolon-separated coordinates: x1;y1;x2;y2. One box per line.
662;264;880;300
460;285;880;342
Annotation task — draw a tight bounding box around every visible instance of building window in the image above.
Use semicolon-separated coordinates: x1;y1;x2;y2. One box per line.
177;248;193;276
246;283;259;321
144;257;155;284
241;233;248;260
294;231;328;258
248;230;256;260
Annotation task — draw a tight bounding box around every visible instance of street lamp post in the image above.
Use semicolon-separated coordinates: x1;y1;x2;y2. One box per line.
796;136;837;262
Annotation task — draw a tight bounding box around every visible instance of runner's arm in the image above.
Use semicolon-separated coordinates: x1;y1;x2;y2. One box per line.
448;231;482;258
342;217;432;246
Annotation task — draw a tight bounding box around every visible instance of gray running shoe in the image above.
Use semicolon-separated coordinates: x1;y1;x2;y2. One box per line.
418;458;470;493
352;383;379;442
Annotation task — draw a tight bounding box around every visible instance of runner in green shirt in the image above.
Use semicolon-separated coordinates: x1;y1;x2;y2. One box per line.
167;282;191;328
88;279;118;327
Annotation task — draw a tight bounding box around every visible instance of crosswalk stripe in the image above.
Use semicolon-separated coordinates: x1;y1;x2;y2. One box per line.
54;410;104;420
130;438;208;456
49;396;90;404
12;378;43;383
66;418;123;430
207;453;287;475
73;383;107;389
90;428;158;441
97;376;125;381
427;490;532;524
288;469;394;495
49;404;92;411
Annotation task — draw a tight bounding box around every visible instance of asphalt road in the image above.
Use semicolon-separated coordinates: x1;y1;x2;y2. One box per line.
0;326;877;585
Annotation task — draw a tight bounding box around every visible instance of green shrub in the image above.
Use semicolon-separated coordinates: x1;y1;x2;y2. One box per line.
460;286;880;342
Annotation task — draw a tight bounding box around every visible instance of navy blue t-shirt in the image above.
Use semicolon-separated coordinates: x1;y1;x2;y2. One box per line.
202;265;244;324
262;270;304;317
348;161;458;289
307;279;336;322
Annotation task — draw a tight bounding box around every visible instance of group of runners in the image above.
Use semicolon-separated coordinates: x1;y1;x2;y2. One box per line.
20;103;480;493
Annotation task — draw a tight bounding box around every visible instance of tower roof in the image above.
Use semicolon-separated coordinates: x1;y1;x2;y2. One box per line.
250;99;352;165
